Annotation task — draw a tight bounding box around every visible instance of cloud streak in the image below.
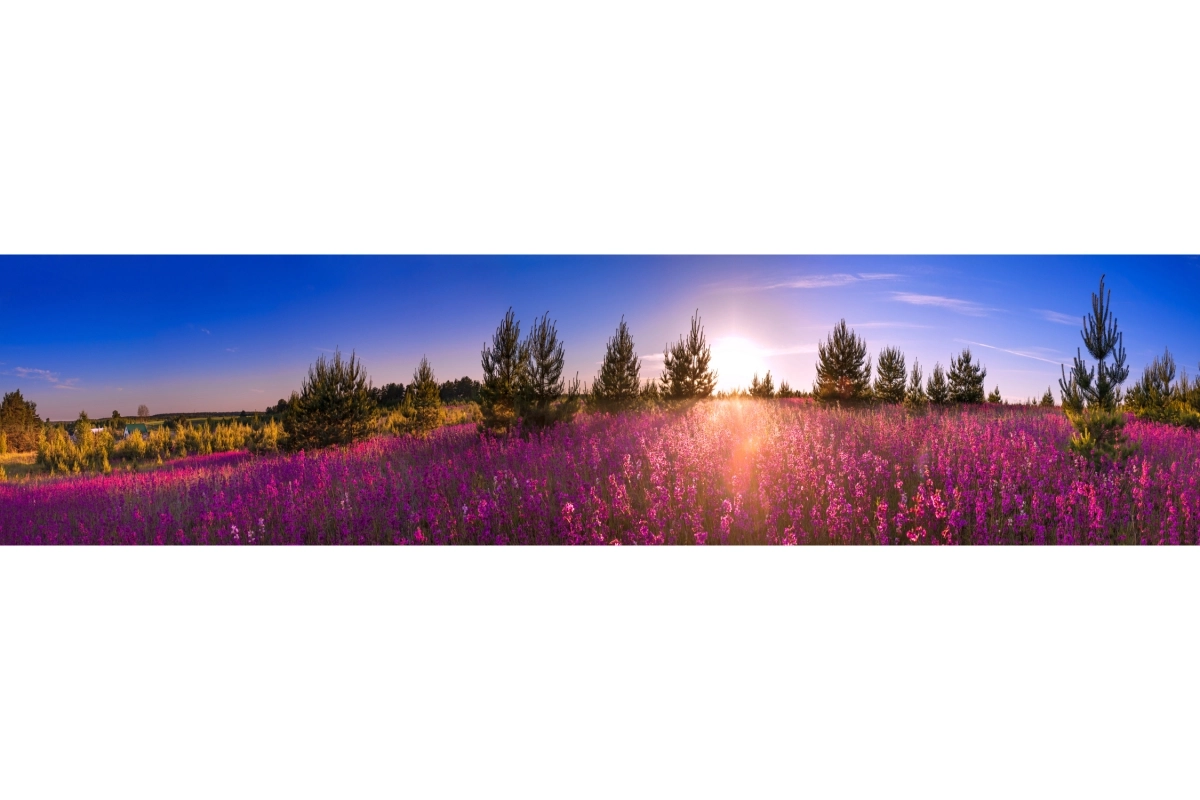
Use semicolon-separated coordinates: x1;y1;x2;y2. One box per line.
5;366;82;389
892;292;991;316
956;339;1064;365
762;272;902;290
1033;309;1079;326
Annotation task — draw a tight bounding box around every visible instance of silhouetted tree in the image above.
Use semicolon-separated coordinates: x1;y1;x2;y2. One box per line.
480;309;528;434
374;382;407;408
1040;388;1055;407
873;347;907;404
749;371;775;399
987;386;1003;404
592;316;641;408
947;348;987;404
777;380;796;398
438;377;481;404
814;320;871;403
1057;275;1135;462
137;404;149;419
661;310;717;400
926;363;950;405
284;349;376;451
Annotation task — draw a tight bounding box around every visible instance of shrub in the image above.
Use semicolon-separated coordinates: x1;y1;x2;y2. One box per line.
661;310;717;400
248;419;286;454
814;320;871;403
284;349;377;451
873;347;907;404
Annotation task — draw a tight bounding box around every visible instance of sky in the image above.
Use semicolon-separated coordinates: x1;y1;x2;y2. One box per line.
2;255;1197;421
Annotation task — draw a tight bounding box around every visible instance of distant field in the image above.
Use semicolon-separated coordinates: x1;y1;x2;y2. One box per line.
0;452;39;480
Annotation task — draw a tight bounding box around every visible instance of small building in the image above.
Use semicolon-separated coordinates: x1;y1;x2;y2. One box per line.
123;423;150;439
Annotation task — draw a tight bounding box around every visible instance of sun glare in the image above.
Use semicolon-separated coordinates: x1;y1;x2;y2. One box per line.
710;337;770;393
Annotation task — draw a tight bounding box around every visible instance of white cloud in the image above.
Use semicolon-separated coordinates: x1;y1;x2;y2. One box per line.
1033;309;1079;326
891;293;990;316
200;328;211;335
6;366;81;389
762;272;902;290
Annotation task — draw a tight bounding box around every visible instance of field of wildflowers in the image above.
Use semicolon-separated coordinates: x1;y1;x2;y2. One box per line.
2;400;1197;545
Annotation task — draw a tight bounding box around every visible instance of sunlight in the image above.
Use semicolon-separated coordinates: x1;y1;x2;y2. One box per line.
709;337;771;393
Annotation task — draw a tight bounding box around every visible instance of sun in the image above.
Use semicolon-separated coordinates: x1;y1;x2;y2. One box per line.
709;337;771;393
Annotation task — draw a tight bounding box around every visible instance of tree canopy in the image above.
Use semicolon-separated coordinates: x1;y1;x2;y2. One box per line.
814;320;871;403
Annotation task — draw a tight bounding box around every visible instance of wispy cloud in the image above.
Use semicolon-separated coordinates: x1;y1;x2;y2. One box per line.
956;339;1063;365
845;321;931;330
1033;309;1079;326
200;328;211;335
892;292;990;316
250;388;265;393
225;347;239;353
762;343;819;356
761;272;902;290
6;366;82;390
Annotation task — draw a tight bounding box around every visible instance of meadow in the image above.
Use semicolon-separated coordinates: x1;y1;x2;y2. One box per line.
2;400;1197;545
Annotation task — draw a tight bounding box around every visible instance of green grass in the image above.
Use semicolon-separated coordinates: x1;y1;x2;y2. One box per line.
0;452;43;480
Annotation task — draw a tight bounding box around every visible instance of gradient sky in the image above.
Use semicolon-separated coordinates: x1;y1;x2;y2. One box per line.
2;255;1197;420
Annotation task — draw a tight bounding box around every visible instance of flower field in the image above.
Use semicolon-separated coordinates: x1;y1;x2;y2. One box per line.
2;401;1198;545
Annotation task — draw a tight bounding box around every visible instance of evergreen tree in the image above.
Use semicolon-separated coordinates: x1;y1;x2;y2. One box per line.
1125;348;1200;428
1058;275;1134;463
904;359;927;408
749;371;775;399
1040;388;1055;407
480;309;528;434
873;347;907;404
661;310;717;400
813;320;872;403
409;356;442;436
0;389;42;452
987;386;1003;404
592;316;641;408
777;380;795;398
520;312;570;429
947;348;987;404
284;349;376;451
641;379;661;404
926;362;950;405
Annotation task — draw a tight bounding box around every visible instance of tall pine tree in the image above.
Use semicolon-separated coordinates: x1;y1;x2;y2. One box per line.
1058;275;1134;463
661;310;717;399
814;320;871;403
520;312;572;429
873;347;907;404
284;349;377;451
480;308;528;434
592;316;641;408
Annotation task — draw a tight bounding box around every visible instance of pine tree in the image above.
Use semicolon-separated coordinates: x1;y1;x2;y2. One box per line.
0;389;42;452
409;355;442;436
1058;275;1134;463
1040;388;1055;407
1125;348;1200;428
926;362;950;405
592;316;641;409
904;359;927;408
749;371;775;399
661;310;717;400
947;348;987;404
777;380;795;398
814;320;872;403
520;312;575;429
873;347;907;404
987;386;1003;404
480;309;528;434
284;349;377;451
641;379;661;404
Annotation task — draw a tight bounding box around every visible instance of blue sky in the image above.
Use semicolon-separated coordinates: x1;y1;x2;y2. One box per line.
2;255;1197;420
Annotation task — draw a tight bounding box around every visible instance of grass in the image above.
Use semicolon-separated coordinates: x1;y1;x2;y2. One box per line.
0;452;40;480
